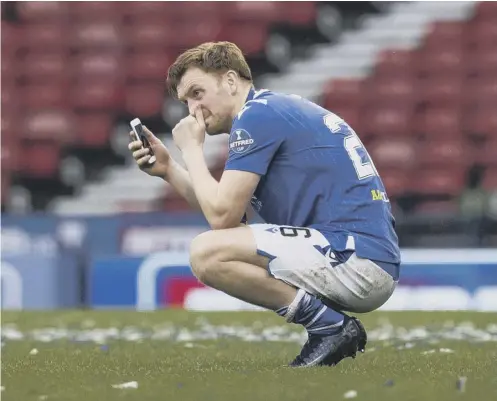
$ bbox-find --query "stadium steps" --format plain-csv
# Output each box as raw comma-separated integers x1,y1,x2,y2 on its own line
49,134,228,215
260,1,476,101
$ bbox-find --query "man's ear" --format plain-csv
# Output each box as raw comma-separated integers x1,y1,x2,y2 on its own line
225,70,239,94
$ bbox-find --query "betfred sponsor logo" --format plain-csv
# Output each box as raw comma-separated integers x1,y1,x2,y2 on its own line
229,129,254,154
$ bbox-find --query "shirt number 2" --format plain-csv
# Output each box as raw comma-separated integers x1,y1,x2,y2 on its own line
324,113,378,180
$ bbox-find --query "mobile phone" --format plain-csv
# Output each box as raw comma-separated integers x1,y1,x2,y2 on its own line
130,118,156,164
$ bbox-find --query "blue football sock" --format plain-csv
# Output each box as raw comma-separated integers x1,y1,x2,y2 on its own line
276,291,346,335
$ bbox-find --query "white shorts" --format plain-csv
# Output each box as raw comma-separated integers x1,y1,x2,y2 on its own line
250,223,398,313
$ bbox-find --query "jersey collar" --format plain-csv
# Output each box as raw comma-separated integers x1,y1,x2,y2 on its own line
244,87,256,104
232,87,256,124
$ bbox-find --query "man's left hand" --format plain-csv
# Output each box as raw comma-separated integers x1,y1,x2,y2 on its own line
172,106,206,152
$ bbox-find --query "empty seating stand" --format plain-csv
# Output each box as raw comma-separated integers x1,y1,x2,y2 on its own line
322,2,497,215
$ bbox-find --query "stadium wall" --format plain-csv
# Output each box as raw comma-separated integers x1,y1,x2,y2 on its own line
1,214,496,311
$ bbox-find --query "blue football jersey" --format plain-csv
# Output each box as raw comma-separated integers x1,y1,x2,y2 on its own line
224,88,401,265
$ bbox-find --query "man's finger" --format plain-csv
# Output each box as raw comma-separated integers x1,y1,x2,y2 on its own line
128,140,143,151
137,155,151,167
133,148,149,159
194,106,206,130
142,125,158,144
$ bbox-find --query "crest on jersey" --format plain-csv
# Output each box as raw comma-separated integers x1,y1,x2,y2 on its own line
229,129,255,154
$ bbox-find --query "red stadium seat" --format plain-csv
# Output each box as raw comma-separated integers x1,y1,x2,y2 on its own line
322,79,364,109
217,23,268,55
1,23,23,56
68,2,124,22
23,110,75,142
1,113,19,142
365,106,413,138
21,84,68,110
482,167,497,190
278,1,316,26
124,24,174,50
467,50,497,77
2,117,22,192
70,81,123,111
164,20,222,50
123,2,220,21
71,22,123,50
21,52,70,83
122,1,169,19
416,139,469,168
416,48,466,77
20,140,61,178
72,53,123,83
464,77,497,109
412,168,465,196
23,25,69,51
1,84,21,114
165,2,222,20
423,21,467,49
327,107,361,134
418,77,464,108
374,49,415,78
17,1,69,23
466,20,497,51
465,108,497,139
378,170,410,199
126,52,171,81
1,55,19,82
124,84,165,117
473,1,497,21
76,113,114,147
367,77,416,106
368,139,417,172
223,1,280,23
479,139,497,167
416,107,462,138
1,132,20,173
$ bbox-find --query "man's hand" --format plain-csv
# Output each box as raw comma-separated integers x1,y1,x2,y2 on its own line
172,106,206,153
128,126,171,179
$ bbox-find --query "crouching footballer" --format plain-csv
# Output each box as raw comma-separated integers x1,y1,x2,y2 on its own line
128,42,401,367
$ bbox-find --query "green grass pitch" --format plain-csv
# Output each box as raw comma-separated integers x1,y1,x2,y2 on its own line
1,310,496,401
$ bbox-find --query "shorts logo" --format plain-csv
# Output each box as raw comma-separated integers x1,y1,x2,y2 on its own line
229,129,254,154
251,196,263,212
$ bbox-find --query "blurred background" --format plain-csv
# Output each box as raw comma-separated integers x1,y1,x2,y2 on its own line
1,1,497,312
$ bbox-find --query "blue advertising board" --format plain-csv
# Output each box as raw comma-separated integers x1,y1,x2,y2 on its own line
3,213,497,311
1,212,210,257
88,249,497,311
1,253,82,309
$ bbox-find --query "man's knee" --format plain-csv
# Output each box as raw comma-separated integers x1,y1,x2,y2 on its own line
189,226,266,284
189,230,223,283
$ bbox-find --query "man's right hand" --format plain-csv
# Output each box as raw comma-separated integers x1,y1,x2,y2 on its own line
128,126,171,179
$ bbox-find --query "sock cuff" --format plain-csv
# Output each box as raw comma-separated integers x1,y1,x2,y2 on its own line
285,289,307,323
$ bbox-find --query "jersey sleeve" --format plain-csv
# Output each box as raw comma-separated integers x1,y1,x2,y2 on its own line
224,102,285,176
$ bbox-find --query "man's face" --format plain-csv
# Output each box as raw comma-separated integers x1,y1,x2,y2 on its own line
176,68,235,135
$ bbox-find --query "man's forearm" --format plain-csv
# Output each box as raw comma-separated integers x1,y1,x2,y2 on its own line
182,146,227,228
163,160,201,210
